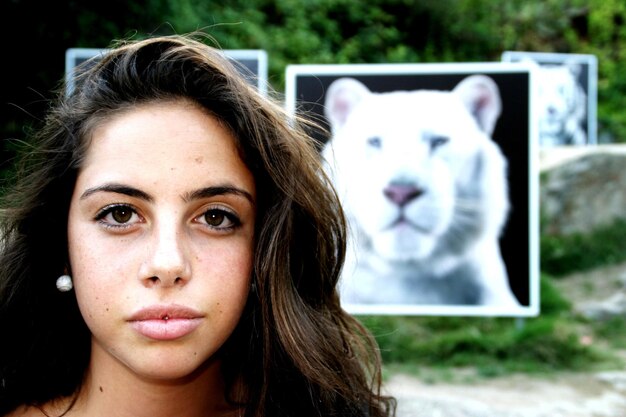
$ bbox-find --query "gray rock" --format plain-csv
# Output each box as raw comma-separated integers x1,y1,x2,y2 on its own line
540,145,626,236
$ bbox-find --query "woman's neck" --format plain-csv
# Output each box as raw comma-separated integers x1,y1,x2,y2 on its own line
45,344,239,417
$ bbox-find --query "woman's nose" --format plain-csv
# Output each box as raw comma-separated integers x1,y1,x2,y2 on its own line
140,220,191,288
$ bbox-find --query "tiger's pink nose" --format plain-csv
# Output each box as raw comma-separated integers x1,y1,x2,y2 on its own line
384,183,422,206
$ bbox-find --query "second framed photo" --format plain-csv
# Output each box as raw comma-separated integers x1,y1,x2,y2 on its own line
502,51,598,147
286,62,540,317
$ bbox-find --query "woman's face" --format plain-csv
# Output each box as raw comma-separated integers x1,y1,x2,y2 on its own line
67,100,256,381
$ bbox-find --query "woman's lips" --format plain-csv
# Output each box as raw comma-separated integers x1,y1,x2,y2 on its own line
128,305,204,341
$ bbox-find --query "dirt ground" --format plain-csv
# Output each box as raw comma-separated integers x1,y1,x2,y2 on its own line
382,261,626,417
384,370,626,417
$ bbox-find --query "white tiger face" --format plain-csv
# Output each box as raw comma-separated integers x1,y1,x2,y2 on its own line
323,76,509,264
535,64,586,137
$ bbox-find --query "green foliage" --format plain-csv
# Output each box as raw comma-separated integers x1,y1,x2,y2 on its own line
588,0,626,142
541,219,626,277
593,316,626,350
360,275,613,375
156,0,626,142
537,272,572,315
4,0,626,144
163,0,476,88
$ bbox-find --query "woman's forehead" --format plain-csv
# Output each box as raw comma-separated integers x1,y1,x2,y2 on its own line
76,100,255,199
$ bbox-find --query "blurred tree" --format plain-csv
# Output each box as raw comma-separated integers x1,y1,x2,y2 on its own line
588,0,626,142
1,0,624,174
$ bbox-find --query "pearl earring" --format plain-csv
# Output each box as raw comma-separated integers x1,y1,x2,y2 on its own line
56,274,73,292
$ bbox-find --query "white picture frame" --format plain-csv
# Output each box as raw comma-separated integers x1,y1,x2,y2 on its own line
502,51,598,147
286,62,540,317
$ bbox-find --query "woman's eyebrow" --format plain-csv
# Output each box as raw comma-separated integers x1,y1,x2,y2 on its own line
184,186,255,206
80,183,154,202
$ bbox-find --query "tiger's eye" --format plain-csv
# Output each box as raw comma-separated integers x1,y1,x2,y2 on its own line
430,135,449,149
205,211,225,227
367,136,382,148
112,207,132,223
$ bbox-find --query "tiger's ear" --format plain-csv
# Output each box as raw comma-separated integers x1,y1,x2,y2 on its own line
324,78,371,133
563,59,582,78
453,75,502,136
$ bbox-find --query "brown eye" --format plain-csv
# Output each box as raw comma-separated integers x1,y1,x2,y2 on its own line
204,211,226,227
95,204,140,228
112,207,133,223
196,208,241,231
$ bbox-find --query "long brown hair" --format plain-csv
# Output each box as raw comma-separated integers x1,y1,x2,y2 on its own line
0,33,396,417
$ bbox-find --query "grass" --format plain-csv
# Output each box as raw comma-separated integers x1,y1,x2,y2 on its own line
360,274,624,379
541,218,626,277
589,316,626,350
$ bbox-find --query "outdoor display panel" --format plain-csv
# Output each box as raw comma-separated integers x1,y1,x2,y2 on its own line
502,51,598,147
65,48,268,95
286,62,540,317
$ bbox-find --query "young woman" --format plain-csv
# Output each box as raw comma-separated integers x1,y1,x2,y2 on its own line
0,33,396,417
